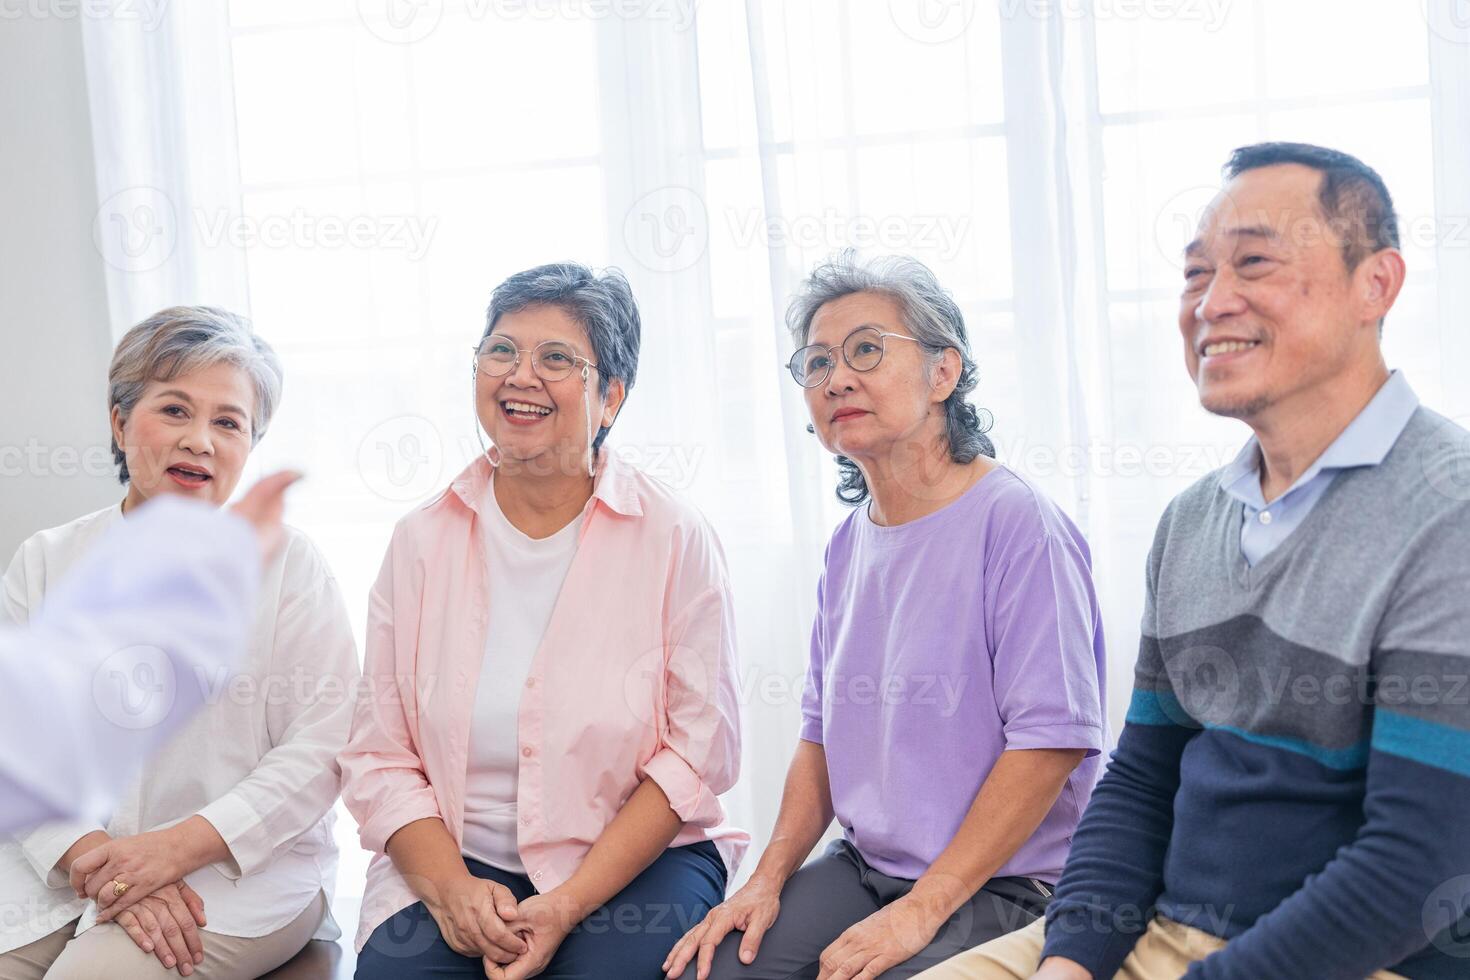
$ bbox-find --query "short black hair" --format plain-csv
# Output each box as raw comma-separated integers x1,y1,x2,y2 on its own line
1224,142,1399,271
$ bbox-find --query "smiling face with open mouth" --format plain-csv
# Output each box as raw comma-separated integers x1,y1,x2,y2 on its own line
1177,164,1393,423
474,304,624,477
113,362,256,510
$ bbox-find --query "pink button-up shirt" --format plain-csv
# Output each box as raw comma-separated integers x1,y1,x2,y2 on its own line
339,450,748,951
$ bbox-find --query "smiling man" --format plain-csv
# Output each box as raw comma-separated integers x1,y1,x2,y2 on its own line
915,144,1470,979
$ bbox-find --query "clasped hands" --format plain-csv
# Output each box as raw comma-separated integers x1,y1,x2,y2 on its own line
425,874,586,979
65,829,207,976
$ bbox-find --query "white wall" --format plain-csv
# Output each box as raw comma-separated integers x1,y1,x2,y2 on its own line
0,12,119,561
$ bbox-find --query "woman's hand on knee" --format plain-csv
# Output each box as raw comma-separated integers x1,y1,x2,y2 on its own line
663,873,782,979
113,881,206,976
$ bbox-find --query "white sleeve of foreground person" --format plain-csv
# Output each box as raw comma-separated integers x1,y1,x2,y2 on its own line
0,496,261,834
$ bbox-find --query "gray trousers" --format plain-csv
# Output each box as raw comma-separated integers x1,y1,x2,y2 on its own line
707,840,1050,980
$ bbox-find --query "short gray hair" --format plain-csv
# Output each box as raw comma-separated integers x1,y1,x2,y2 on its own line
108,306,283,484
786,250,995,505
483,262,642,452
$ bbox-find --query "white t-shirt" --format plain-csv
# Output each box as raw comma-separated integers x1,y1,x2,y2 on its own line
460,478,582,873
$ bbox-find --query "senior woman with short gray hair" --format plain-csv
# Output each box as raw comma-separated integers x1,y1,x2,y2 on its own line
341,262,748,979
0,306,359,979
664,252,1108,980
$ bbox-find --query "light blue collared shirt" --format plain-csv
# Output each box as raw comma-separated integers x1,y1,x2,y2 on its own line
1219,370,1420,567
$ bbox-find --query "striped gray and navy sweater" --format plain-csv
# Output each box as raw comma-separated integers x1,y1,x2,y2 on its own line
1042,406,1470,979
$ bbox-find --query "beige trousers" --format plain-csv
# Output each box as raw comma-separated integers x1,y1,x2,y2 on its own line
911,915,1408,980
0,891,326,980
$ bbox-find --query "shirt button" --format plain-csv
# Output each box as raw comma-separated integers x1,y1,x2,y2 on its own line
525,677,536,689
1259,511,1273,525
521,746,533,757
531,871,543,881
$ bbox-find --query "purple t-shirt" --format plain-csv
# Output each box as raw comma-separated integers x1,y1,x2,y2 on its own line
800,465,1107,883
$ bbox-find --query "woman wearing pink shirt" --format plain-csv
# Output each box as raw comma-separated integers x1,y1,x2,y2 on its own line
341,263,748,980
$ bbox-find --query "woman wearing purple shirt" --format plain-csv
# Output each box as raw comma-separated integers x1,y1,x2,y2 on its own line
665,252,1108,980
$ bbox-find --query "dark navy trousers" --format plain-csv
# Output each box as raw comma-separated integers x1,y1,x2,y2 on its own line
356,841,727,980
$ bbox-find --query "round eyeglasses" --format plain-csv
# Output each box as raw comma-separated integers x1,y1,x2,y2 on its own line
786,326,926,388
474,337,599,383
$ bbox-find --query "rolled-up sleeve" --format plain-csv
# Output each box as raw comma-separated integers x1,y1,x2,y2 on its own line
337,532,442,854
988,533,1106,755
194,535,360,879
638,524,742,826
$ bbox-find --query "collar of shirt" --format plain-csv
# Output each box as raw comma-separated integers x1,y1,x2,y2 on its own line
339,444,749,952
1219,369,1420,512
439,446,645,522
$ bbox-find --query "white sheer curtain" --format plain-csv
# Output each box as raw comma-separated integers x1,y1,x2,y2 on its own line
81,1,248,329
79,0,1470,911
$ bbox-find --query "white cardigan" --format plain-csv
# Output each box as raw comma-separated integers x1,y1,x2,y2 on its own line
0,503,360,951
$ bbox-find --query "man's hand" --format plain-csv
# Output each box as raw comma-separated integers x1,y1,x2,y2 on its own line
816,894,947,979
664,873,783,979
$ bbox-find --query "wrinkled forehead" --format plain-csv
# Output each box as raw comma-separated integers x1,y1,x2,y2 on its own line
140,362,256,417
488,302,591,352
1184,165,1330,260
807,291,907,347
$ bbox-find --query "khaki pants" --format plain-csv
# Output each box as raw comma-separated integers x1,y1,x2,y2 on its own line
0,891,326,980
912,915,1408,980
